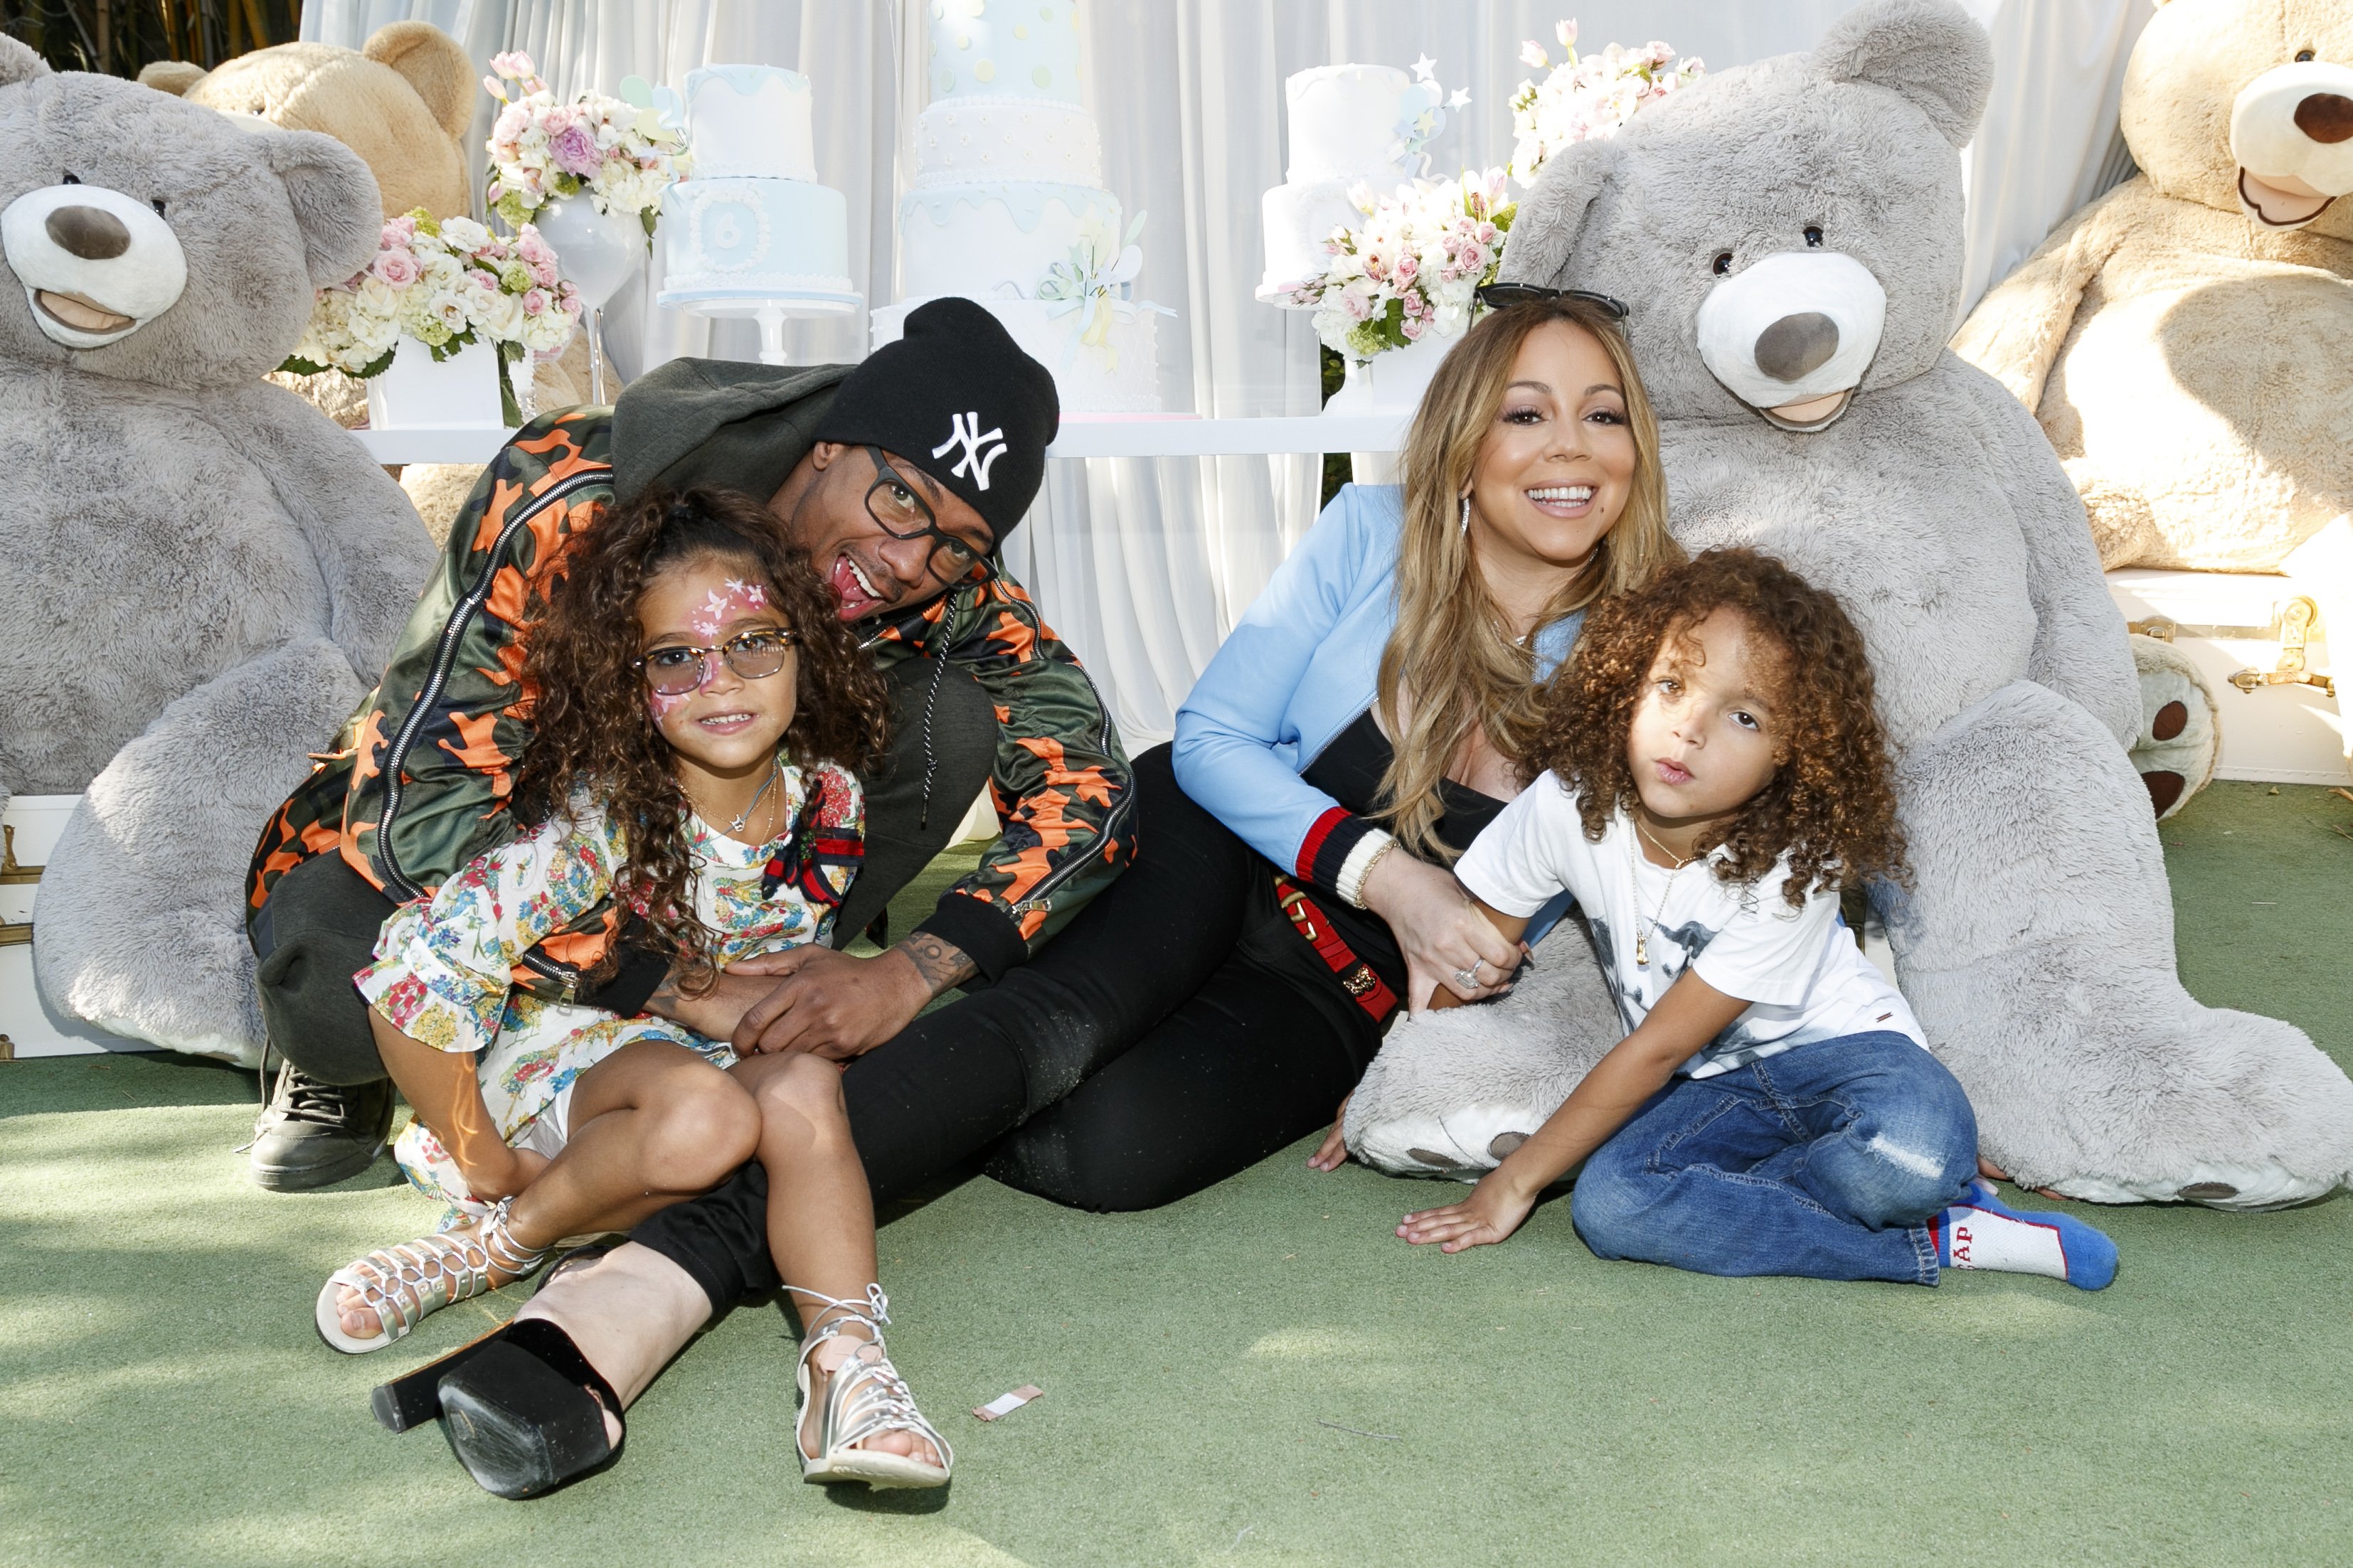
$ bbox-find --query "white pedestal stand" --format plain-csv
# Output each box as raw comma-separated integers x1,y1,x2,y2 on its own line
658,291,864,366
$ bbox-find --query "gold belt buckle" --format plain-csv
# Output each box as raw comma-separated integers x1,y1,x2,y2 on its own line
1277,884,1317,941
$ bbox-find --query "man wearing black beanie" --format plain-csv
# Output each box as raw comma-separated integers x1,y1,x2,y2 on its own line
245,297,1129,1195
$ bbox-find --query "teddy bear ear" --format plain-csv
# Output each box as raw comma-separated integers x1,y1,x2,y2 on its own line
363,21,474,143
1812,0,1994,149
259,129,386,287
0,33,51,87
137,60,210,96
1497,137,1620,294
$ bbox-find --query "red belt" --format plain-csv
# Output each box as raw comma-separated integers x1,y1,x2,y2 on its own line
1272,875,1399,1025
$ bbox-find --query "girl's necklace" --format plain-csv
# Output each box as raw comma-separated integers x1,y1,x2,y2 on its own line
708,756,782,839
1625,813,1695,966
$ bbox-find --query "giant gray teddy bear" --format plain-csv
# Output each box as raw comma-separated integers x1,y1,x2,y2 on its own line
0,41,436,1064
1345,0,2353,1210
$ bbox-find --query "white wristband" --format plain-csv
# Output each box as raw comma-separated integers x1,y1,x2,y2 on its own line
1336,829,1398,910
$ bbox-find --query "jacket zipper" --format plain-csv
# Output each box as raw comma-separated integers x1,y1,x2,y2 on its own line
1008,656,1134,915
375,468,611,919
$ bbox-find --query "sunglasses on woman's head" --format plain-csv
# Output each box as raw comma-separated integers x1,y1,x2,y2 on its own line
1474,282,1631,319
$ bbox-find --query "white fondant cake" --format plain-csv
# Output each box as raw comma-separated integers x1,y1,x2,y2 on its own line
1259,63,1445,302
658,65,856,306
882,0,1166,412
874,297,1161,413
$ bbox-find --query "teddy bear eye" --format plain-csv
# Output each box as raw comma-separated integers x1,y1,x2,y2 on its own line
2295,49,2316,62
1803,226,1825,247
61,172,80,184
150,198,167,217
1712,252,1734,275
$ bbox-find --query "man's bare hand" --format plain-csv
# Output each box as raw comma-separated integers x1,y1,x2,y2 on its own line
642,967,788,1040
729,939,969,1060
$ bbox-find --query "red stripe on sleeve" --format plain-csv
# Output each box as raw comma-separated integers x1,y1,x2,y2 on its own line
1295,806,1350,881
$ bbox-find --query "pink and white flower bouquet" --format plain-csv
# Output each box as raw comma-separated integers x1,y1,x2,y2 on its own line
1281,169,1514,363
282,208,584,419
482,51,684,236
1508,21,1703,186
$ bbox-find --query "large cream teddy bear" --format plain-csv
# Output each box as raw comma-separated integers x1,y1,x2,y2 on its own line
1954,0,2352,812
140,23,597,545
1953,0,2352,576
0,43,439,1062
1344,0,2353,1211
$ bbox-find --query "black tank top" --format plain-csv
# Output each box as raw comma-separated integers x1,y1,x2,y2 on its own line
1297,710,1507,990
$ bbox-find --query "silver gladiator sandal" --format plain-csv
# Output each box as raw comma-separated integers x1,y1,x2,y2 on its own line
787,1283,952,1490
314,1197,551,1355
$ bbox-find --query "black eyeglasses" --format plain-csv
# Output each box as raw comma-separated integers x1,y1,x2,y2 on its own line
864,447,994,586
633,628,797,695
1474,282,1630,319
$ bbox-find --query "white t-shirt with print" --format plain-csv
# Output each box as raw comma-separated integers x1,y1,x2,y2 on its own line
1455,770,1923,1079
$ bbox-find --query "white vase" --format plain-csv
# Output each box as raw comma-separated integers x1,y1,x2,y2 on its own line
365,336,504,430
532,197,645,313
1322,322,1465,419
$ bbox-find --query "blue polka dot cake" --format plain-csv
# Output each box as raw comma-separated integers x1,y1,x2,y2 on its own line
657,65,858,308
875,0,1167,412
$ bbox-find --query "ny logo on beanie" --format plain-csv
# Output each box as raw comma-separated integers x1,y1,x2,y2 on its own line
933,411,1009,491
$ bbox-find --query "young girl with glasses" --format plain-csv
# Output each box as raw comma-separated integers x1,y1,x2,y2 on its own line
313,488,954,1493
1396,549,2118,1292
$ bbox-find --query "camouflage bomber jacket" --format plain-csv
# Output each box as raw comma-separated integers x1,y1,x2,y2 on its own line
247,407,1133,995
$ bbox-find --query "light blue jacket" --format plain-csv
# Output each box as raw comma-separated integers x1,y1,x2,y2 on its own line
1173,484,1581,888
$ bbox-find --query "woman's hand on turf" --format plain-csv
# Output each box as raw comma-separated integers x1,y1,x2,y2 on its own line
1359,851,1522,1013
1308,1094,1352,1172
1397,1167,1537,1253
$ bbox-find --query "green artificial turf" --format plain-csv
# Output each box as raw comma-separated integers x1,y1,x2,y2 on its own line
5,784,2352,1566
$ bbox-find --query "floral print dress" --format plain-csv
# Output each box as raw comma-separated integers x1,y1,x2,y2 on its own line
354,758,862,1212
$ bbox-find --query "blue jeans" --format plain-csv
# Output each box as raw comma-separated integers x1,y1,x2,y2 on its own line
1570,1032,1977,1285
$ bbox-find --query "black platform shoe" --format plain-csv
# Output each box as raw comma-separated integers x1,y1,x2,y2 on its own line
437,1318,625,1498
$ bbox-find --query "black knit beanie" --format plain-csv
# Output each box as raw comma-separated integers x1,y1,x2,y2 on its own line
815,297,1060,543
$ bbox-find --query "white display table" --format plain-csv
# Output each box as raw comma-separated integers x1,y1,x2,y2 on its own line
351,412,1409,466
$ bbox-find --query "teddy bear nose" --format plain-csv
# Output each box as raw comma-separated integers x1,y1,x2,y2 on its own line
1753,311,1841,383
2295,92,2353,144
44,204,132,261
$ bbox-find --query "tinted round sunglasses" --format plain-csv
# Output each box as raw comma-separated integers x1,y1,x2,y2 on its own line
1473,282,1630,319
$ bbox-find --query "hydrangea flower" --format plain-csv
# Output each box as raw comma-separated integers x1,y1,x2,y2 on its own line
1284,168,1516,363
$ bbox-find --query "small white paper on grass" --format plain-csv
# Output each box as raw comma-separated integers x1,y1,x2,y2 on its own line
972,1385,1043,1422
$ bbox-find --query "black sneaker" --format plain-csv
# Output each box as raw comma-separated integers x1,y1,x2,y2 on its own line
249,1062,394,1191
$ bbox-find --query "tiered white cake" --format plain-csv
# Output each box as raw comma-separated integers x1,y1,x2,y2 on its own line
872,0,1164,413
657,65,858,307
1258,64,1448,302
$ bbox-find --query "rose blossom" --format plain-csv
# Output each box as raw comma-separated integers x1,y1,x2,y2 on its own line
372,248,420,287
549,123,600,177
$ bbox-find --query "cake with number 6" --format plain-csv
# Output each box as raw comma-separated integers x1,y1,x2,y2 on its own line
657,65,858,307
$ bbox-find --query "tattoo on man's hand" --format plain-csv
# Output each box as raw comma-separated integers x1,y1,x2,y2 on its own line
901,934,977,996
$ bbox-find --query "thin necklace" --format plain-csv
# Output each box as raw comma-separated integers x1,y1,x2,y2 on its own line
708,755,782,838
1634,813,1699,870
1625,813,1689,967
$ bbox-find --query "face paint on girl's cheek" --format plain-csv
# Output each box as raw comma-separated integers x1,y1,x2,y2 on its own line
647,685,695,724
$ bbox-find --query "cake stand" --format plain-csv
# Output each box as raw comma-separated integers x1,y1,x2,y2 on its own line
658,288,865,366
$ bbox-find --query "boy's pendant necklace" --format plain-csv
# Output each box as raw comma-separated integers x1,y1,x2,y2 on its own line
1627,814,1696,966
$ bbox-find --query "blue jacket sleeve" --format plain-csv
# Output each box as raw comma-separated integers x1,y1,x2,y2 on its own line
1174,486,1392,887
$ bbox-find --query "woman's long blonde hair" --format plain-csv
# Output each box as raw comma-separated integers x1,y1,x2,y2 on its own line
1376,297,1679,858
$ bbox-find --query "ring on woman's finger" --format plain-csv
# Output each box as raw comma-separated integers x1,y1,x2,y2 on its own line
1453,964,1480,990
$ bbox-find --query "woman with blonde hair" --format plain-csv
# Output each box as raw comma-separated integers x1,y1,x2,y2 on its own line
965,290,1682,1207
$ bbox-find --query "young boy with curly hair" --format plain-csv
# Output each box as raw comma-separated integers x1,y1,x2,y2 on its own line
1396,549,2118,1290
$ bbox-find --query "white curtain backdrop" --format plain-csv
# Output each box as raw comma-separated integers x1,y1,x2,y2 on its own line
303,0,2147,745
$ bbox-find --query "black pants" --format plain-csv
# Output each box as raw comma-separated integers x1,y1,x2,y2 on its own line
249,656,999,1085
634,743,1384,1313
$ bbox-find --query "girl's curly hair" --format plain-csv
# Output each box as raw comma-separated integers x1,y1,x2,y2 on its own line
509,486,891,987
1527,548,1908,908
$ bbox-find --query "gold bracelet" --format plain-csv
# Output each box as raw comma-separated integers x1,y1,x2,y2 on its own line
1345,834,1398,910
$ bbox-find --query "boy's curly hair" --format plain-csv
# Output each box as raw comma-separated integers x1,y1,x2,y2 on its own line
1526,548,1908,908
509,487,891,986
